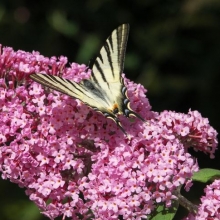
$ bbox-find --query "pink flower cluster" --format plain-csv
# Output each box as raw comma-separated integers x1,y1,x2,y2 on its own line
184,179,220,220
0,45,218,219
197,179,220,219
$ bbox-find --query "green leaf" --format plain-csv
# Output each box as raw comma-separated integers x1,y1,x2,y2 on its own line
148,202,178,220
192,168,220,183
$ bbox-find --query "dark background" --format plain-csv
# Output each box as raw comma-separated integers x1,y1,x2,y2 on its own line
0,0,219,219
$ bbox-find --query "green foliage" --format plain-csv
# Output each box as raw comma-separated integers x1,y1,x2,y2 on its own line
193,168,220,183
149,203,178,220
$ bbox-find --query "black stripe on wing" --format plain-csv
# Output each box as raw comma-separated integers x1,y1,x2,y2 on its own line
30,74,84,98
89,24,129,85
103,40,114,77
116,24,129,78
30,74,110,107
81,79,109,104
92,60,107,84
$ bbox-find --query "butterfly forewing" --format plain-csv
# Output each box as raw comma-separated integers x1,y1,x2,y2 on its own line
89,24,129,117
30,74,114,112
91,24,129,84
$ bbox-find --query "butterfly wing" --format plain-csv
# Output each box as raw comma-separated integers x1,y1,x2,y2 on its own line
89,23,145,121
89,24,128,115
30,74,114,114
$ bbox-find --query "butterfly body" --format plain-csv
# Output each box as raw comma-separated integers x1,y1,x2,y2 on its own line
30,24,145,134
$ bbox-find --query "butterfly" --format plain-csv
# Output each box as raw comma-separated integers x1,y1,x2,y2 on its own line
30,24,145,134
